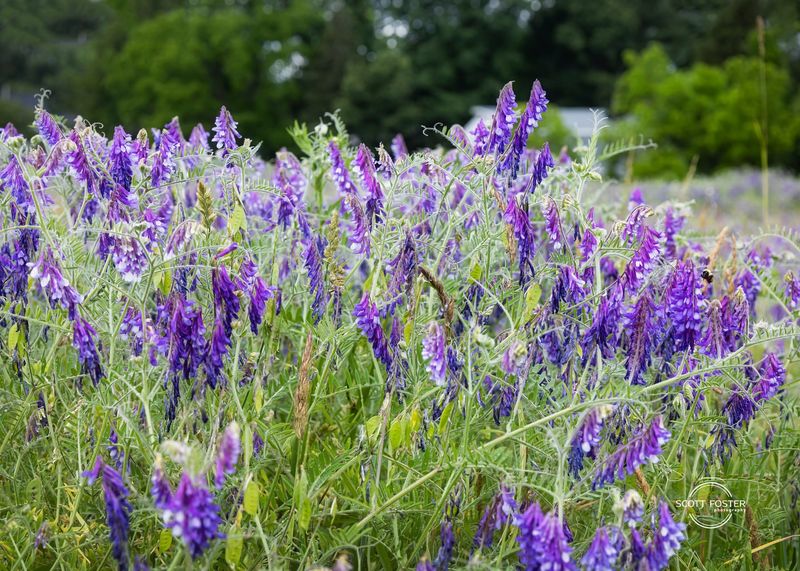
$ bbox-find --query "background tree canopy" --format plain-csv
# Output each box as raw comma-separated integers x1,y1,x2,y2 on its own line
1,0,798,176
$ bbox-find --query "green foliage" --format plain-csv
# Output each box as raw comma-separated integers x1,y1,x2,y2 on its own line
611,43,800,178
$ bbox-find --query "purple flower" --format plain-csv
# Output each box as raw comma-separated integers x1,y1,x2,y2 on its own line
434,520,455,571
754,352,785,401
471,119,490,157
502,340,527,377
506,80,548,178
542,199,564,252
514,504,576,571
623,291,662,385
483,376,518,424
488,82,518,158
110,126,133,191
620,489,644,527
165,296,206,423
646,502,686,571
504,196,536,285
274,150,307,229
151,456,172,510
700,299,727,359
29,250,83,319
215,422,241,488
422,323,447,386
722,289,749,351
391,133,408,160
212,106,240,153
150,129,176,187
666,260,703,352
568,405,613,477
304,236,328,323
663,208,684,259
593,416,670,489
735,248,770,311
581,526,619,571
416,558,434,571
620,227,661,294
530,143,554,191
353,294,392,370
345,194,371,256
35,109,62,146
581,289,622,360
206,318,231,389
83,456,131,570
550,265,586,312
66,131,97,194
73,317,103,386
159,473,224,559
239,261,276,334
189,123,210,153
111,236,148,283
353,144,385,225
1,155,33,213
328,141,358,198
212,265,240,334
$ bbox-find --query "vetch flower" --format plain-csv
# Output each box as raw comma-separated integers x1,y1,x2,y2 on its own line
700,299,727,359
580,526,619,571
754,352,785,401
514,503,575,571
83,456,131,570
212,106,240,153
328,141,358,198
159,472,224,559
593,416,670,489
542,199,564,252
568,404,613,477
110,126,133,191
422,323,447,386
623,291,662,385
530,143,554,191
506,80,548,179
471,119,490,157
29,249,83,319
620,227,661,295
304,236,329,323
73,317,103,386
646,501,686,571
353,144,385,225
581,288,622,360
504,196,536,285
353,294,392,370
214,422,240,488
619,489,644,527
434,520,455,571
151,456,172,510
391,133,408,160
488,82,518,158
666,260,703,352
1,155,33,213
35,109,62,146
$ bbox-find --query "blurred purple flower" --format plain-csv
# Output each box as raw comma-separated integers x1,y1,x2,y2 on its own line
581,526,619,571
159,473,224,559
73,316,103,386
215,422,240,488
422,322,447,386
35,109,62,146
354,294,392,370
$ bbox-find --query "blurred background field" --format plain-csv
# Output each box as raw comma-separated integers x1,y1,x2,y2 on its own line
1,0,799,221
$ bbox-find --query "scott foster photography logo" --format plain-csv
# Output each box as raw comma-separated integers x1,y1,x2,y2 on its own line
674,478,747,530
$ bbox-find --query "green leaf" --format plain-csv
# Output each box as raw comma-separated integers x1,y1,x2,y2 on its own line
365,415,381,444
244,480,260,516
159,528,173,553
469,262,482,282
297,497,312,531
7,323,18,350
225,533,243,567
438,402,454,435
522,283,542,324
389,416,404,450
229,204,247,236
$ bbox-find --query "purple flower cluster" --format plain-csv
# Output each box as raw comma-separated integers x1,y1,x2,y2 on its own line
214,422,241,488
354,294,392,370
514,503,576,571
593,416,670,489
83,456,131,570
422,323,447,386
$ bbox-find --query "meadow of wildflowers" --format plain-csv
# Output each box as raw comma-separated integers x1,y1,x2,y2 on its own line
1,81,799,570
